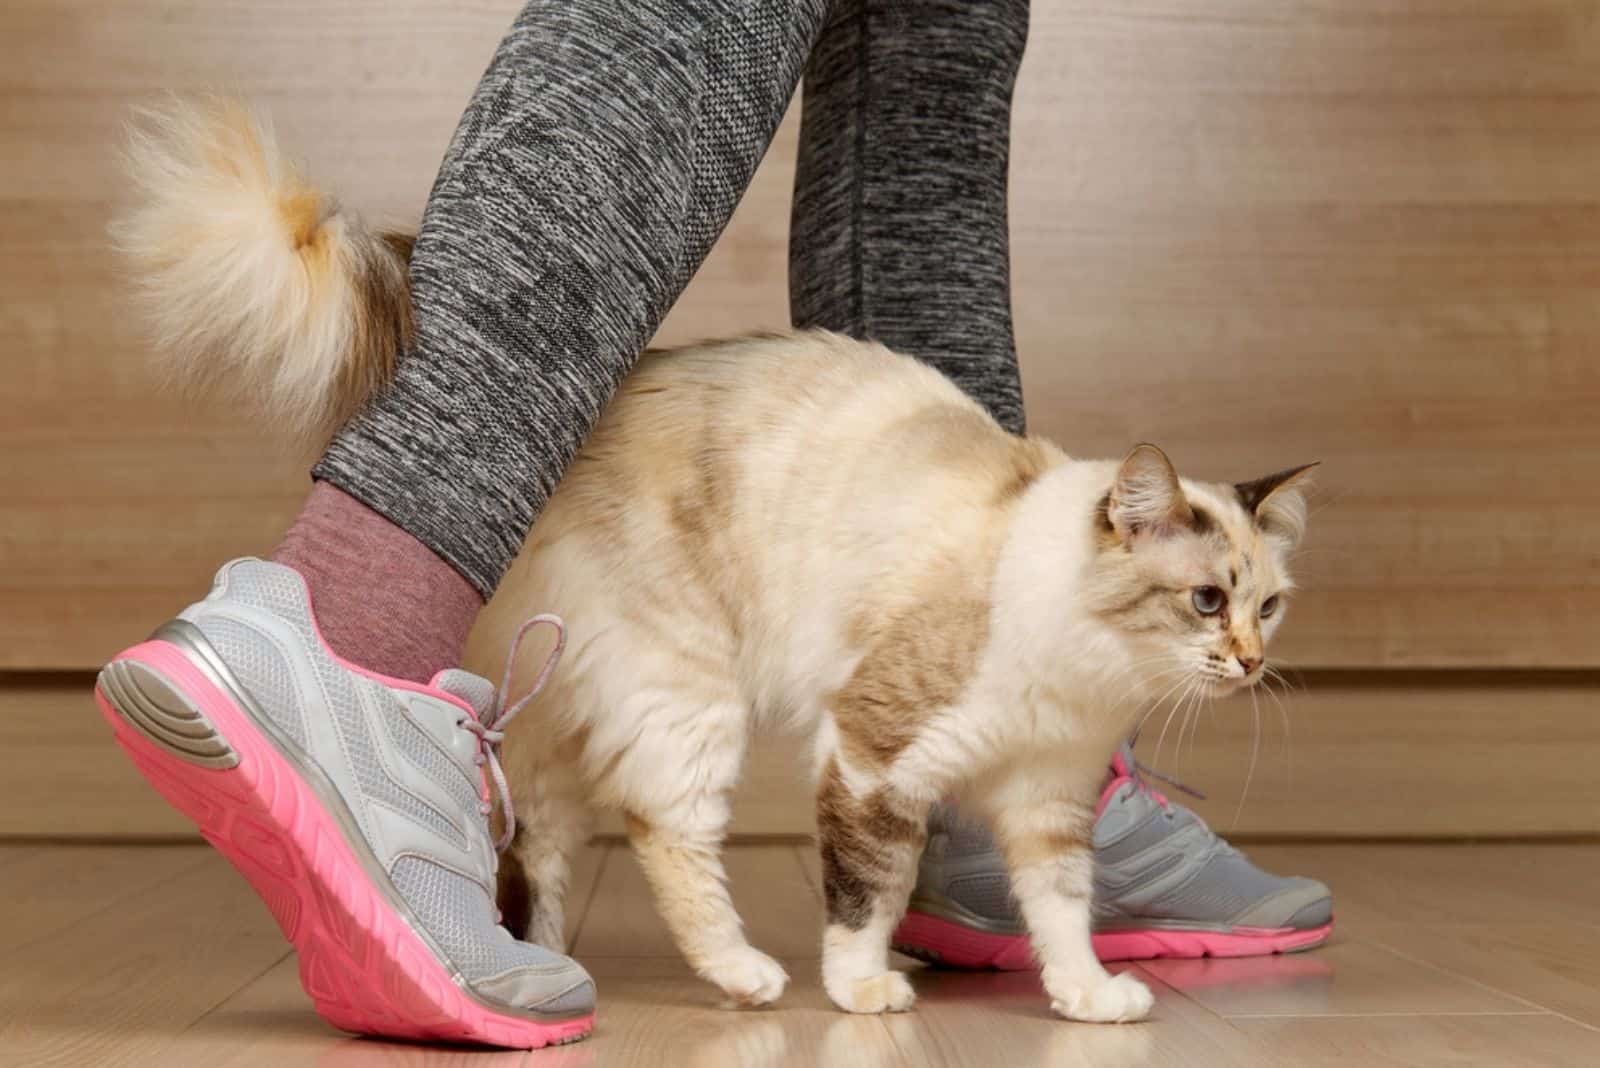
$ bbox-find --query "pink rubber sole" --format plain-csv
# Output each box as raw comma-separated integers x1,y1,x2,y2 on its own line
893,910,1333,970
96,640,594,1049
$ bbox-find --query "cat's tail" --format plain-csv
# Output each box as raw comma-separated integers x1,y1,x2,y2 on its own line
114,96,414,446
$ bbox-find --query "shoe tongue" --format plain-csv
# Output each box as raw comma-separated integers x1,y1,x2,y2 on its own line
429,669,498,722
1109,740,1137,781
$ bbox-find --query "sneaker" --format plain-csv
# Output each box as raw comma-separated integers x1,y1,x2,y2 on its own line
95,559,595,1047
892,745,1333,967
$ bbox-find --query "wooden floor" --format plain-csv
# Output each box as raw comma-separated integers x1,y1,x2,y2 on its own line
3,842,1599,1066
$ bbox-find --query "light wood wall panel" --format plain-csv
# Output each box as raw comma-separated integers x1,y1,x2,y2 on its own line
4,1,1600,668
8,673,1599,840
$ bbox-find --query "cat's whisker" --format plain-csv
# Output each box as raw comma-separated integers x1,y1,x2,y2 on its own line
1090,653,1181,697
1110,655,1191,684
1124,664,1194,713
1180,677,1213,770
1132,670,1199,742
1234,686,1262,827
1151,677,1200,771
1174,683,1197,771
1112,664,1193,716
1081,652,1184,716
1262,663,1299,695
1258,671,1295,775
1128,686,1182,742
1144,683,1186,767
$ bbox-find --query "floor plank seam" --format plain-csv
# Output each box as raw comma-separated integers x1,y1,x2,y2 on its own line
788,844,821,903
1131,962,1238,1022
0,849,215,963
566,844,617,955
1362,935,1559,1017
167,948,296,1042
1531,1011,1600,1036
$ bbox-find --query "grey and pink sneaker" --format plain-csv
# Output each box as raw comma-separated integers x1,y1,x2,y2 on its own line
94,559,594,1048
893,745,1333,968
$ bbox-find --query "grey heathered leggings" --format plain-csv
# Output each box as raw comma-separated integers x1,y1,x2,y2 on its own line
315,0,1030,598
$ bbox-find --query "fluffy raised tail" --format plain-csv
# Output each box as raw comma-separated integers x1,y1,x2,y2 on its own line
115,97,414,445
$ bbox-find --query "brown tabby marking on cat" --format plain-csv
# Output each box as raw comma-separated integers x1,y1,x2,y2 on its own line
828,415,1051,768
1000,821,1095,874
816,760,927,931
1189,504,1220,535
834,588,991,767
1236,463,1320,543
993,438,1054,504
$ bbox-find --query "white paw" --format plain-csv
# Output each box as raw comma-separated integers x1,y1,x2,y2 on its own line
1049,971,1154,1024
827,970,917,1014
705,945,790,1008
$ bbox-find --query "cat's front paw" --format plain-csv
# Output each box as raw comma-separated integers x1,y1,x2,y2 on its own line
825,970,916,1014
1048,971,1153,1023
704,945,790,1008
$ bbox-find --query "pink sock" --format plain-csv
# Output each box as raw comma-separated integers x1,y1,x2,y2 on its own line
272,482,482,683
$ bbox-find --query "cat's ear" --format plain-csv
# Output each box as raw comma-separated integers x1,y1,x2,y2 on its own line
1235,463,1319,546
1109,443,1194,541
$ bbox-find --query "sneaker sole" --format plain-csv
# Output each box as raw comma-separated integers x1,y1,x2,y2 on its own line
893,910,1333,969
96,638,594,1049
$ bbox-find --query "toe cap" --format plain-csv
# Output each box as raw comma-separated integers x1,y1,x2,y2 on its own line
1232,877,1332,930
473,964,596,1019
1281,894,1334,931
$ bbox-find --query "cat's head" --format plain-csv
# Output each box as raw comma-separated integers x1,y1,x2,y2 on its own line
1085,444,1317,698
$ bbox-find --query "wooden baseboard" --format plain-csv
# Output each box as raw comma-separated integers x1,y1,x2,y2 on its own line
8,670,1598,840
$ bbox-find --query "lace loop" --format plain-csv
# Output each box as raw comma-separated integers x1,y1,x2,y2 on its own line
1132,759,1207,804
459,614,566,852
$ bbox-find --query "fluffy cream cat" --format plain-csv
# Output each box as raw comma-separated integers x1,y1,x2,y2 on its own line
120,99,1315,1024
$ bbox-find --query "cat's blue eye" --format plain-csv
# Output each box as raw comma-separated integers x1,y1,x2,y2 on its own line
1192,586,1225,616
1260,594,1280,619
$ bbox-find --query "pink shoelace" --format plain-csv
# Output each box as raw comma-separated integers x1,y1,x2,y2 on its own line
458,614,566,852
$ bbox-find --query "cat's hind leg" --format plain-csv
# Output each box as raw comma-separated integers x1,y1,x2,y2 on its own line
815,756,931,1014
619,697,788,1008
499,741,594,953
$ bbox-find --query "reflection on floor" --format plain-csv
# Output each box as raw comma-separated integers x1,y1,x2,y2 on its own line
3,841,1599,1065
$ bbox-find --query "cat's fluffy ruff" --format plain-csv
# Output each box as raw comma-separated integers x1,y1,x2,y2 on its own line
122,98,1316,1024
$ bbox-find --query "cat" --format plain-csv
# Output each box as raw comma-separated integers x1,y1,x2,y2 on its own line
118,98,1315,1024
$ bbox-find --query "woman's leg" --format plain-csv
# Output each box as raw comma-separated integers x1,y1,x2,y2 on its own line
790,0,1028,435
788,0,1332,969
103,0,830,1047
293,0,831,681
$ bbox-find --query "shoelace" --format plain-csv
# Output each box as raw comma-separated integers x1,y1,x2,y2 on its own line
1129,758,1207,808
1126,757,1244,856
459,613,566,853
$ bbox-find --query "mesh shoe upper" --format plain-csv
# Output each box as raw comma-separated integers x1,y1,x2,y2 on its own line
179,558,592,1013
912,746,1331,935
1092,754,1332,931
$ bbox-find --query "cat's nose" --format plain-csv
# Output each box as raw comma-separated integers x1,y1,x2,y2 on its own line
1236,655,1262,676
